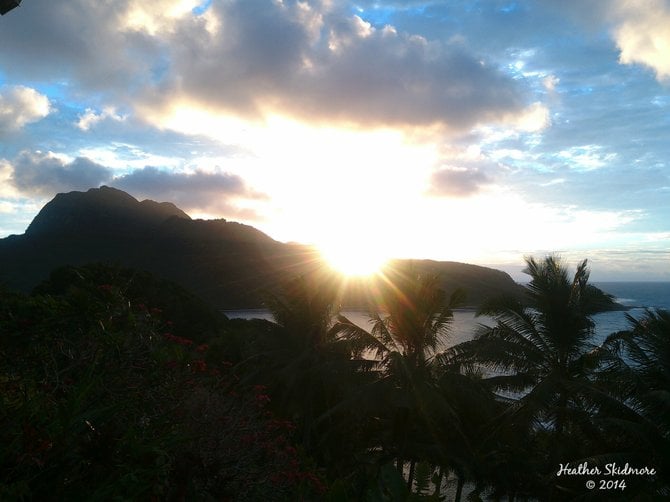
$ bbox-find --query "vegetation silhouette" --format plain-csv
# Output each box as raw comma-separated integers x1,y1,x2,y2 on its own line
595,309,670,498
0,264,325,500
334,264,472,496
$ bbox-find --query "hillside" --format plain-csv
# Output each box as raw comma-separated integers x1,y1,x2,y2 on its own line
0,186,526,308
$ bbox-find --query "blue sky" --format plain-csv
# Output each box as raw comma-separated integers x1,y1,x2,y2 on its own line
0,0,668,281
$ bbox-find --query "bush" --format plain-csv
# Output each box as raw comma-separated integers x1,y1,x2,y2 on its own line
0,273,323,500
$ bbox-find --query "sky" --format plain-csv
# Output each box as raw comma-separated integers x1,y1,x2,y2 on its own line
0,0,669,281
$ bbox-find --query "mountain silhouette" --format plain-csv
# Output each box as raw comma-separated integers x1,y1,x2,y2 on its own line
0,187,525,308
25,186,191,237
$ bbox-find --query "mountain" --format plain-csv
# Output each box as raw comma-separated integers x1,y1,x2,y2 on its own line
25,185,191,237
0,187,526,309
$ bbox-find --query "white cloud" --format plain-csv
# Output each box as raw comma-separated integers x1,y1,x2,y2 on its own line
76,144,182,172
512,102,551,132
76,107,127,131
610,0,670,81
557,145,617,171
0,160,20,198
0,86,50,134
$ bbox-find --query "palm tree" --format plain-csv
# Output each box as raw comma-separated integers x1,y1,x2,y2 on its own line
249,272,376,473
336,264,465,374
445,255,614,496
333,264,468,493
597,309,670,496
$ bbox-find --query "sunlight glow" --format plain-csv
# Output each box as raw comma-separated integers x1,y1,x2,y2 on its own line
319,240,389,277
140,104,646,274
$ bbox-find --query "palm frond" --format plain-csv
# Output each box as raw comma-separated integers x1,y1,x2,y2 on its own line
331,314,390,360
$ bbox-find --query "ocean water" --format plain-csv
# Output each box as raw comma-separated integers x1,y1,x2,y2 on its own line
225,282,670,348
592,282,670,343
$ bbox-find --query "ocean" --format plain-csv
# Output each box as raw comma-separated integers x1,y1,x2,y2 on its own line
592,282,670,343
225,282,670,348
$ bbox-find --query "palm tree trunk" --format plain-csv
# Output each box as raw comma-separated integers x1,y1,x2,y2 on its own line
552,390,569,466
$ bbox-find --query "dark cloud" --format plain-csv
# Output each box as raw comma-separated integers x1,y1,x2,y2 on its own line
0,0,529,131
113,166,267,215
7,151,265,218
156,0,528,129
429,166,491,196
0,0,162,99
10,151,112,196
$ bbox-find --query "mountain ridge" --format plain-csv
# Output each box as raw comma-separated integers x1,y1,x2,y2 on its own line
0,186,527,308
25,185,191,236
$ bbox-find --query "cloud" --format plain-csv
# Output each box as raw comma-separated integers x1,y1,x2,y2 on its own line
10,151,112,196
0,86,50,135
113,166,267,215
553,0,670,82
609,0,670,81
0,160,18,197
77,106,127,131
428,166,491,197
0,1,535,132
557,145,617,172
6,149,266,217
0,1,140,92
152,1,529,130
512,102,550,132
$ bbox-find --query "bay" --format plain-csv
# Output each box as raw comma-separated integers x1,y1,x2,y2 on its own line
224,282,670,348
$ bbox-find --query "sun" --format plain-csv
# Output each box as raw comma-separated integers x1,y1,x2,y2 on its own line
319,242,389,277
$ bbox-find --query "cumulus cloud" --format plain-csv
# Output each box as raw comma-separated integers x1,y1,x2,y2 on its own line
113,166,267,214
610,0,670,81
148,1,529,130
0,86,50,135
10,151,112,196
540,0,670,82
0,0,531,132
